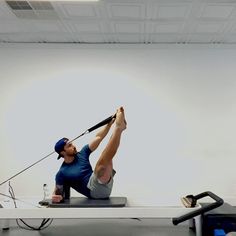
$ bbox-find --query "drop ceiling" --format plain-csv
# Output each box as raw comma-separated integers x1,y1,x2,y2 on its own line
1,0,236,44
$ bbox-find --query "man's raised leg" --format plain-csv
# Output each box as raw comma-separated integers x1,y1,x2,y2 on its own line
94,107,126,183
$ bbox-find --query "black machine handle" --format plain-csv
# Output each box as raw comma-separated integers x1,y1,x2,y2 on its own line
172,191,224,225
87,114,116,133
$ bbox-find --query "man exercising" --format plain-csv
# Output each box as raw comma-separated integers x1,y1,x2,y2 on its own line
52,107,127,202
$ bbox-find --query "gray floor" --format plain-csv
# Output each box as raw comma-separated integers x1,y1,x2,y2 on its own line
1,219,195,236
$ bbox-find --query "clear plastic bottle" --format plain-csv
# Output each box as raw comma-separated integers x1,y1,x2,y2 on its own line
43,184,49,200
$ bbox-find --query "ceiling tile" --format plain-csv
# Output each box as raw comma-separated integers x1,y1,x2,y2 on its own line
62,4,97,18
200,4,235,19
0,33,10,42
70,22,101,33
4,33,42,42
195,22,224,33
117,34,143,43
157,5,190,19
79,34,105,43
222,34,236,43
28,21,66,33
154,23,183,33
108,4,144,19
187,34,214,43
114,22,142,33
151,34,178,43
40,33,74,42
230,24,236,33
0,21,28,33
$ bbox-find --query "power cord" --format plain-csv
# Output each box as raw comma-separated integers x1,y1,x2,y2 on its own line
8,182,53,230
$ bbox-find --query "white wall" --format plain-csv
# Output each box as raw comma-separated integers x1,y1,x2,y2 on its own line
1,43,236,206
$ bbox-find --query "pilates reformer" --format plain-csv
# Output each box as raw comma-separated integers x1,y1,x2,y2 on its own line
0,112,224,234
0,190,223,236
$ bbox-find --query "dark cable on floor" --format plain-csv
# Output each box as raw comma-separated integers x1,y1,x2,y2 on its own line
8,182,53,230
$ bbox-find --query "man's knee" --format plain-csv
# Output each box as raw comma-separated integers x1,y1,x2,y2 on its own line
95,165,106,179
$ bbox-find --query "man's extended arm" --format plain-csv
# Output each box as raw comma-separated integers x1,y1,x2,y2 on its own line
89,118,115,152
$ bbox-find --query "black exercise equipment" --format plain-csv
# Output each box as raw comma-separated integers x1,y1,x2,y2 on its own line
172,191,224,225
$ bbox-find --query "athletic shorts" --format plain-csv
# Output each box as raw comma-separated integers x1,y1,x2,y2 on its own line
87,169,116,199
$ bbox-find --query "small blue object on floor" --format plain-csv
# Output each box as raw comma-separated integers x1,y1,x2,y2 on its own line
214,229,226,236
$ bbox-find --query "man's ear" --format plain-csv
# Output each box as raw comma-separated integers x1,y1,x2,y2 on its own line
61,150,66,157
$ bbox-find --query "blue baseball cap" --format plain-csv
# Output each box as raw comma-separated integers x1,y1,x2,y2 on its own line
54,137,69,160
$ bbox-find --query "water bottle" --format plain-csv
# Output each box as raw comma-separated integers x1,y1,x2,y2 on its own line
43,184,49,200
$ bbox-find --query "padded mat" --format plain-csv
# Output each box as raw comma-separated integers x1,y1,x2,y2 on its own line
39,197,127,208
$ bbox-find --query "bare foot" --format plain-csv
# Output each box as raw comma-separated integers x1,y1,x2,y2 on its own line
115,106,127,131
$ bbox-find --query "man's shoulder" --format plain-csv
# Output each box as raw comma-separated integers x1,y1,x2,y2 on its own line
56,169,63,178
57,161,68,172
79,144,92,154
